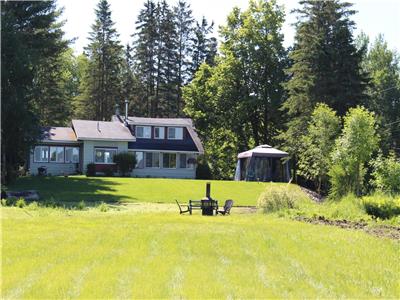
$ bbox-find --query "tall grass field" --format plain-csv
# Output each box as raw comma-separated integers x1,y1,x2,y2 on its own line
2,206,399,299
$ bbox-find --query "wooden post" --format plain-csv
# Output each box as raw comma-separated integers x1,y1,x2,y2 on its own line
206,182,211,199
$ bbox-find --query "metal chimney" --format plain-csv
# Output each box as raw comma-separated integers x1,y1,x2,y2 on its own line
124,99,129,126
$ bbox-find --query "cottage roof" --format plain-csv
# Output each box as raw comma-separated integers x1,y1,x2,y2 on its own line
113,115,193,127
112,115,204,154
238,145,288,158
72,120,135,141
41,127,78,143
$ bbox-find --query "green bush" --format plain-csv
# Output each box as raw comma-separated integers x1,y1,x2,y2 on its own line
258,184,307,213
1,198,7,206
196,155,212,179
362,194,400,219
103,166,114,177
98,202,109,212
28,201,39,210
77,200,86,210
113,152,136,176
371,152,400,195
15,197,26,208
86,163,96,177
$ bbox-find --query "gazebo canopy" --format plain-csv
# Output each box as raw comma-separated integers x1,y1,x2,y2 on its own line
237,145,288,159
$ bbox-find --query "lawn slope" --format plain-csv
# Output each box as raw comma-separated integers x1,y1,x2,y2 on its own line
2,207,399,299
8,176,271,206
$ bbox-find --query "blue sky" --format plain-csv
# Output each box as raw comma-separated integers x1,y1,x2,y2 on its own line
58,0,400,55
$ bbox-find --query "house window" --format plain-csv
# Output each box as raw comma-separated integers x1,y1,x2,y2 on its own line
94,148,117,164
34,146,49,163
136,126,151,138
167,127,183,140
65,147,79,163
49,146,64,163
145,152,160,168
134,151,144,169
163,153,176,168
154,127,165,139
179,153,195,169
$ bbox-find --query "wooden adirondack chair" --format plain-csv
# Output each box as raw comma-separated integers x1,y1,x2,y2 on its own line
175,200,190,214
217,199,233,215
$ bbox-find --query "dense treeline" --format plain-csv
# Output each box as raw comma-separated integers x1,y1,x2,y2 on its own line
1,0,399,191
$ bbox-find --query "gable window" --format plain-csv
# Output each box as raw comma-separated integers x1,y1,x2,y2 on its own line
49,146,64,163
167,127,183,140
163,153,176,168
94,148,117,164
34,146,49,163
136,126,151,138
145,152,160,168
154,127,165,139
65,147,79,163
179,153,195,169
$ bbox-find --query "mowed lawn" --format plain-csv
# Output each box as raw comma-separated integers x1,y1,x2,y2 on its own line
2,207,399,299
8,176,270,206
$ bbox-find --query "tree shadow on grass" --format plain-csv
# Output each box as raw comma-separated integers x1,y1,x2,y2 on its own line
7,176,136,205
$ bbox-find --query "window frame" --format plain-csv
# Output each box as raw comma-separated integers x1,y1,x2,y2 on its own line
179,153,195,169
167,127,183,140
136,126,151,139
49,146,65,163
145,152,160,168
154,126,165,139
33,146,49,163
65,147,80,163
94,148,117,164
131,151,144,169
163,153,177,169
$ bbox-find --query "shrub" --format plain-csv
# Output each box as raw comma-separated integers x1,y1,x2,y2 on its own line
28,201,39,210
98,202,109,212
103,165,114,177
258,184,307,213
77,200,86,210
86,163,96,177
4,197,17,206
196,155,212,179
371,152,400,195
15,197,26,208
44,197,57,208
1,198,6,206
362,194,400,219
113,152,136,176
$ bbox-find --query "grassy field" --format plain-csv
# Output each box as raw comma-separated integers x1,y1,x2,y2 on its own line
2,206,399,299
7,176,270,206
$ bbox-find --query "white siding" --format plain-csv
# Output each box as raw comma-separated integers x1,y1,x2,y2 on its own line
131,151,197,179
29,151,79,175
82,140,128,172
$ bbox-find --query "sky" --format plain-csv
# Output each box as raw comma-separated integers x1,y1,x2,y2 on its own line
58,0,400,55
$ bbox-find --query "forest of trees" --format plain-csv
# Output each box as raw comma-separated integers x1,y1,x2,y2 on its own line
2,0,400,193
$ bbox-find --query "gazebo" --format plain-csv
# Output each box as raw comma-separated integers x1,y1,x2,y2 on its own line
234,145,290,182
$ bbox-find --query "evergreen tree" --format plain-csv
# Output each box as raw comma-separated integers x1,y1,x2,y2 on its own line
190,17,218,76
174,0,194,115
121,43,146,116
134,0,159,117
78,0,123,121
1,1,68,183
32,48,78,126
281,0,368,181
